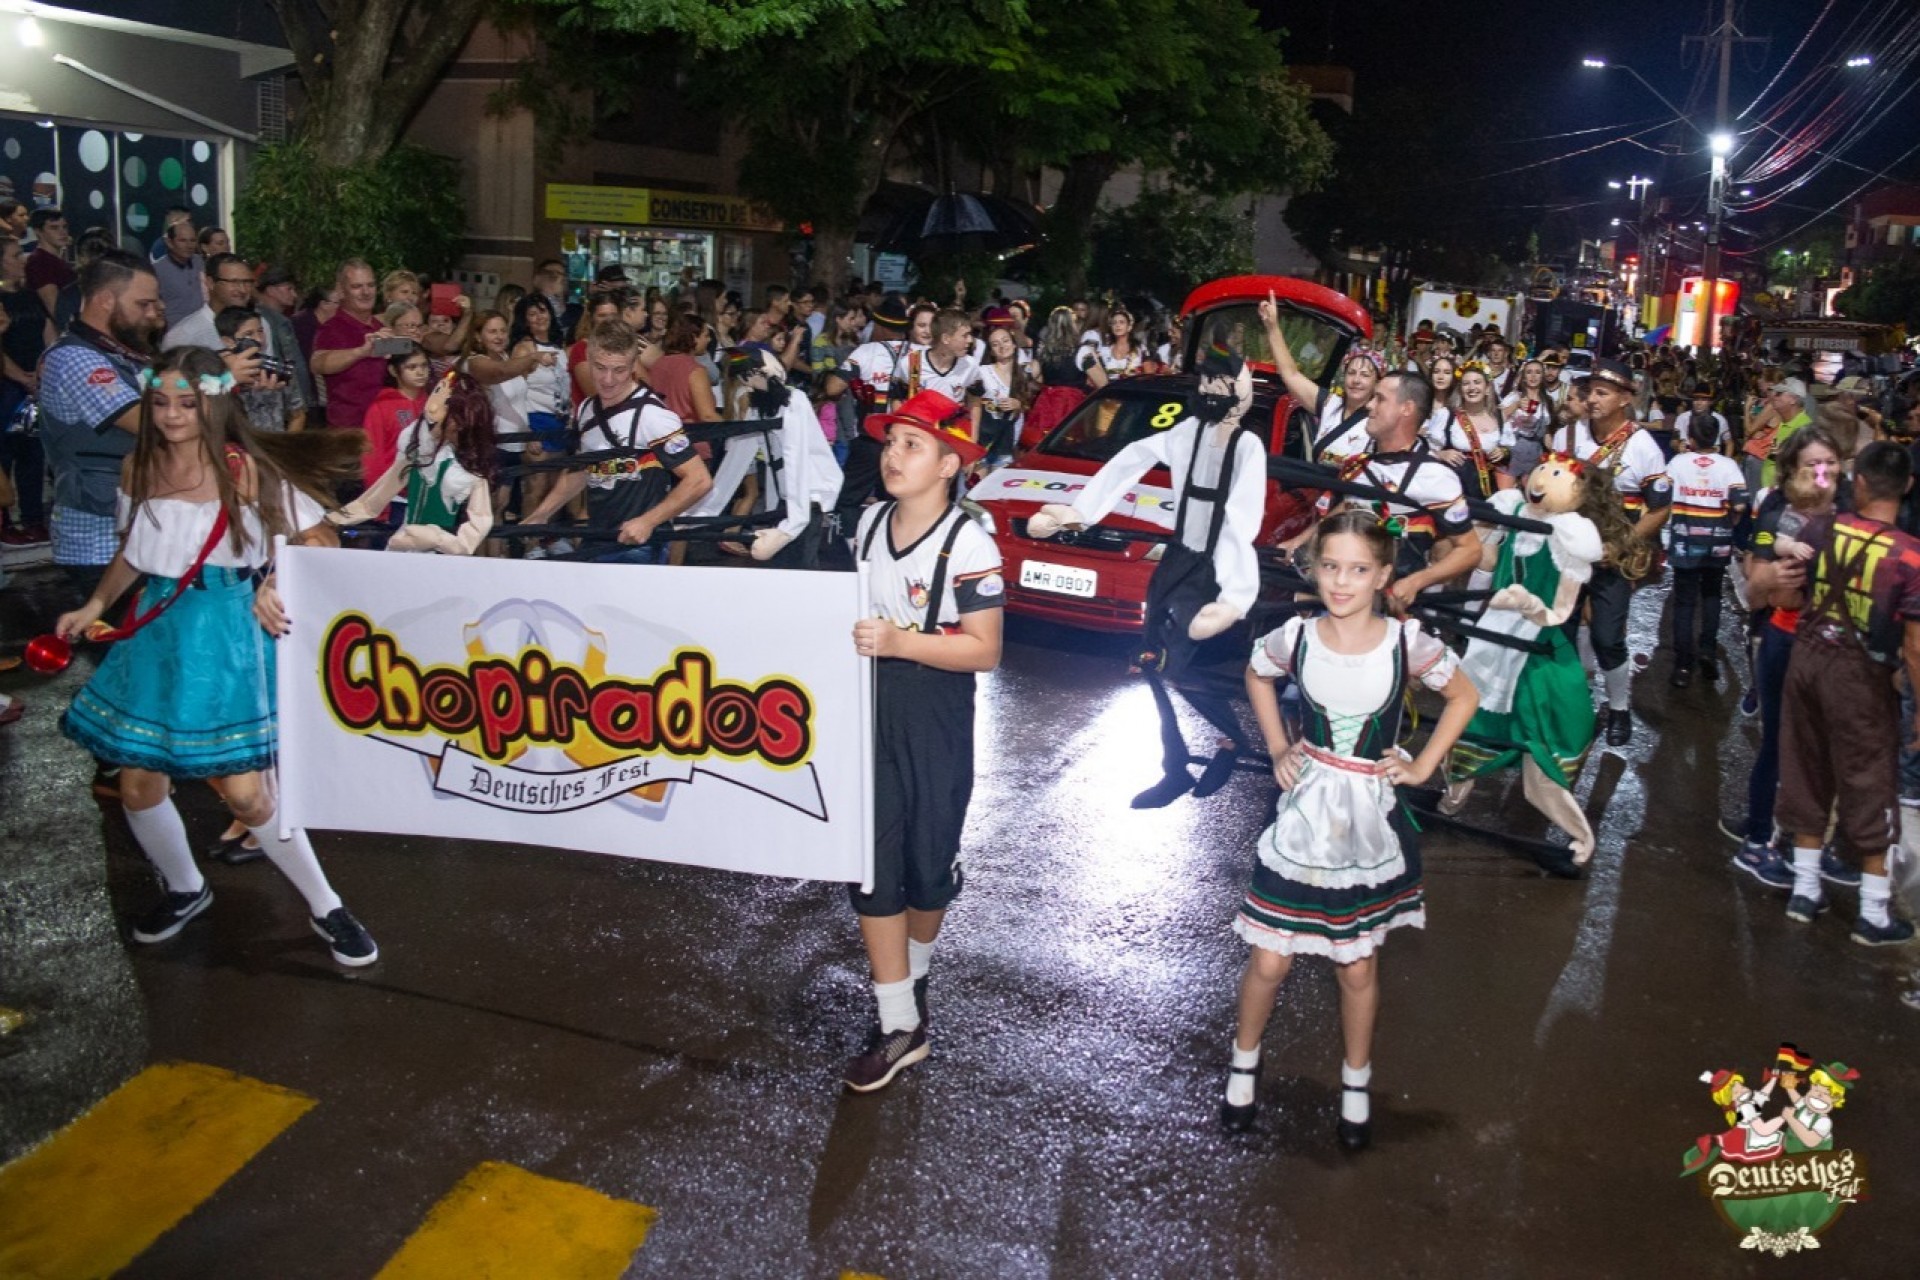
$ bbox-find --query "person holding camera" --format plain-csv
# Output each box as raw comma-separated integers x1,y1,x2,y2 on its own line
216,307,305,434
311,258,405,427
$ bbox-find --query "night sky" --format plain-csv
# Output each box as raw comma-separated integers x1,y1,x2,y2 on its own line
1266,0,1920,258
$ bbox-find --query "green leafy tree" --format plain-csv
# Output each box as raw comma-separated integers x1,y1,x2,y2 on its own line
1836,254,1920,331
997,0,1330,296
234,142,467,286
1089,189,1254,303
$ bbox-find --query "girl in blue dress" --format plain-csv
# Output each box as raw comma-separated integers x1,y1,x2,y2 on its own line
1222,510,1479,1148
56,347,378,965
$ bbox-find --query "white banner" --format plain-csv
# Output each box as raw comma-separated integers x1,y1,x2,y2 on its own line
276,546,873,888
970,467,1178,531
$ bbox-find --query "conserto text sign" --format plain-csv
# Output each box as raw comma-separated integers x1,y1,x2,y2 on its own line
545,183,781,232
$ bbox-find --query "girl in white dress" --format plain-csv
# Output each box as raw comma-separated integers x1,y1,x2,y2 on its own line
1222,510,1479,1148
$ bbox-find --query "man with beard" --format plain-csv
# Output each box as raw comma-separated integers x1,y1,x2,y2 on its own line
686,344,844,568
40,251,266,596
38,252,167,598
1027,341,1271,806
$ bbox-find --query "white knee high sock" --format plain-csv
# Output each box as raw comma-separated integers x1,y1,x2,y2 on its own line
1577,629,1598,675
245,815,343,918
1341,1060,1372,1124
125,798,204,895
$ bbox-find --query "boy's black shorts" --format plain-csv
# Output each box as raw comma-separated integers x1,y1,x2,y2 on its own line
852,659,977,917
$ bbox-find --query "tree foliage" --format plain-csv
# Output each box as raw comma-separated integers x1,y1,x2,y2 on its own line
1835,254,1920,331
234,142,467,288
1089,189,1255,305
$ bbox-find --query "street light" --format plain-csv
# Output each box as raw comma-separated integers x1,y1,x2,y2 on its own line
1709,131,1735,157
1846,55,1872,68
1580,57,1696,131
1608,180,1623,190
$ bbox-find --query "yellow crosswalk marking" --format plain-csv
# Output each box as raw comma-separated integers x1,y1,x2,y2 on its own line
374,1161,656,1280
0,1061,314,1279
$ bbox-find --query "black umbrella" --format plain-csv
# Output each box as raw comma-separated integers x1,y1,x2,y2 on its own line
869,191,1042,256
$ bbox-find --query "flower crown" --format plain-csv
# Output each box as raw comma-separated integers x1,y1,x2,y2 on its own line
138,369,234,397
1344,345,1386,376
1458,359,1492,381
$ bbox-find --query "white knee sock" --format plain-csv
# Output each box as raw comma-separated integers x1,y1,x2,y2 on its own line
1601,663,1631,712
1341,1060,1372,1124
1860,872,1892,927
245,815,343,918
125,798,204,895
1791,846,1824,903
1577,629,1598,675
1226,1041,1260,1107
908,937,935,982
872,977,918,1034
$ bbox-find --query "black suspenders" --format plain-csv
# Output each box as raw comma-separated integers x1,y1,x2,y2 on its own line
1177,423,1257,557
860,502,971,633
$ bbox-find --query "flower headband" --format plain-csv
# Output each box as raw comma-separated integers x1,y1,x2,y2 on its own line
1344,345,1386,376
1457,359,1492,381
139,369,234,397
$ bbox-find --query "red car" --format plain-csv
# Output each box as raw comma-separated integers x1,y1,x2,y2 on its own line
969,275,1373,633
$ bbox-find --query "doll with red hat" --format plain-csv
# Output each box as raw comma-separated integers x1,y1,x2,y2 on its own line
841,389,1004,1092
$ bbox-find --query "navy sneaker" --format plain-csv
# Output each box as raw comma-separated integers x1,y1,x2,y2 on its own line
843,1024,929,1092
1785,894,1827,924
1739,686,1760,717
131,884,213,943
1850,915,1915,947
1819,850,1862,888
1732,842,1793,890
311,907,379,966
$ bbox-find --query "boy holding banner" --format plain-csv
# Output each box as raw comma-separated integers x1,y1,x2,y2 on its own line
845,389,1004,1092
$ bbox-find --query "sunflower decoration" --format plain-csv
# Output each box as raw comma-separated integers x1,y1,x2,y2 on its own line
1455,290,1480,319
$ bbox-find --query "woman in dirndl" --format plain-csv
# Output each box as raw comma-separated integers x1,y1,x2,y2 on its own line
1221,510,1479,1149
56,346,379,966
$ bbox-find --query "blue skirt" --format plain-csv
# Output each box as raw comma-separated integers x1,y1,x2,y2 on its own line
62,567,278,778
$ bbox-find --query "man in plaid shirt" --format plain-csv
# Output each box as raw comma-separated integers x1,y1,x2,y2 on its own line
39,251,163,596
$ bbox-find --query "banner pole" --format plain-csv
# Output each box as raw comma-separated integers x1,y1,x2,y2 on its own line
856,559,875,896
272,536,292,842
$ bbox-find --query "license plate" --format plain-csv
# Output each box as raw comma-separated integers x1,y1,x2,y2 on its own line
1020,559,1098,599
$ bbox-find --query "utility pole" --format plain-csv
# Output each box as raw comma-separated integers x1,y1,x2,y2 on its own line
1686,0,1765,357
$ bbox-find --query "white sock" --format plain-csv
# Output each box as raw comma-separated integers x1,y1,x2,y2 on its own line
1860,872,1892,928
1576,629,1598,675
1226,1041,1260,1107
125,798,205,895
1601,663,1631,712
1791,846,1824,903
873,977,918,1033
1341,1060,1372,1125
245,815,343,918
908,937,935,982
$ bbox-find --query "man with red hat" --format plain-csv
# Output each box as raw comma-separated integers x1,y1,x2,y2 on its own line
842,389,1003,1092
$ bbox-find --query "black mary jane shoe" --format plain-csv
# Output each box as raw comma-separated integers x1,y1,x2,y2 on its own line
1220,1062,1260,1133
1604,708,1633,748
1336,1086,1372,1152
206,832,265,866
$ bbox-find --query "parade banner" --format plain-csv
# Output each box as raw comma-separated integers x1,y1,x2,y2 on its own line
276,546,873,888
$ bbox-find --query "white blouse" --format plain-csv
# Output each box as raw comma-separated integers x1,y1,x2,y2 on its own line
117,484,325,577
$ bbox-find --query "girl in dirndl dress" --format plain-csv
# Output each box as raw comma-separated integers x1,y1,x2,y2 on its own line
1222,510,1479,1149
56,346,379,966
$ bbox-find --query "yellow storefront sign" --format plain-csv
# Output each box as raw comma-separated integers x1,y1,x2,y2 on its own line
545,183,779,232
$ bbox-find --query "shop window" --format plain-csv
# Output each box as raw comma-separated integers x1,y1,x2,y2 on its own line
0,116,220,245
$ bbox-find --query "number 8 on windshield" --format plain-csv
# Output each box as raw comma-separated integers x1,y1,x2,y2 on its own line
1150,402,1182,430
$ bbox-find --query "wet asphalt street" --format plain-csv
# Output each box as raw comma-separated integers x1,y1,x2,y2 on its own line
3,559,1920,1279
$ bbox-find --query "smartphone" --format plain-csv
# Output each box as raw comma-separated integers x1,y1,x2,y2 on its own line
372,337,415,357
429,283,462,318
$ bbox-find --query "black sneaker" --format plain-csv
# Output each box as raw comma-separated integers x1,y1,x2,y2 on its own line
131,884,212,943
1604,708,1633,747
1669,664,1693,689
913,975,930,1028
311,907,379,966
843,1024,928,1093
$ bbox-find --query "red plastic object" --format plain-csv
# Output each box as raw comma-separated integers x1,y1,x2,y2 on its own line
23,633,71,675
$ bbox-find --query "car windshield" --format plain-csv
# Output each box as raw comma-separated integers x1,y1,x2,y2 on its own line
1186,301,1349,383
1036,386,1202,464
